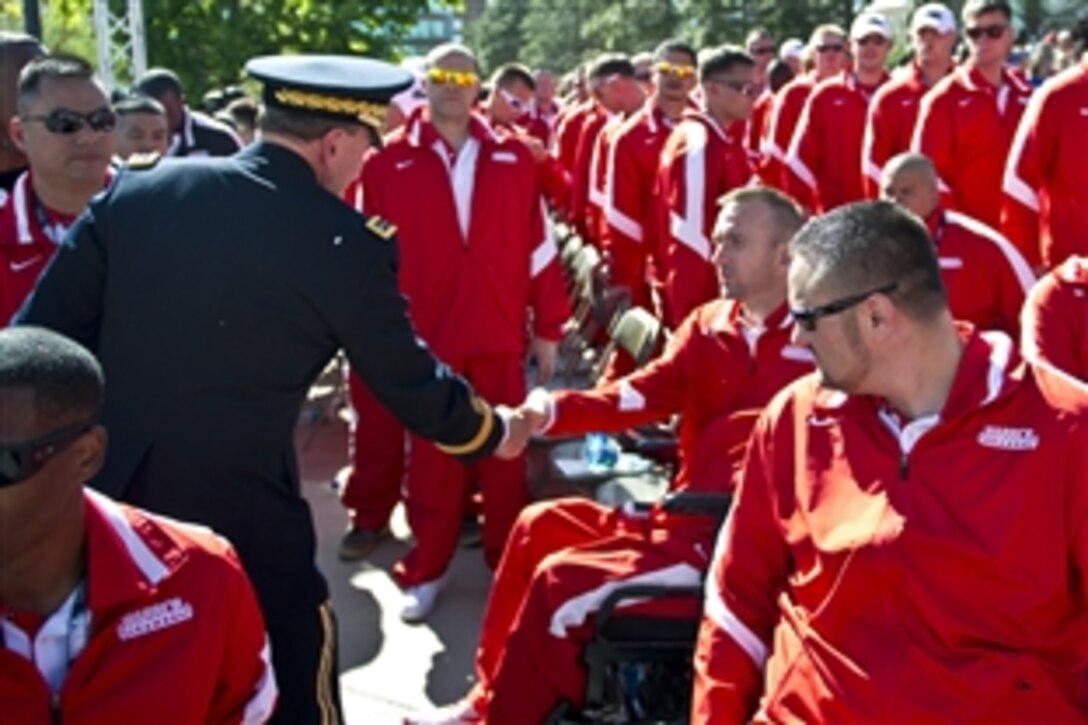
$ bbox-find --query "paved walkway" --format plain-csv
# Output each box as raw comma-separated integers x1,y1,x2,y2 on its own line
296,417,490,723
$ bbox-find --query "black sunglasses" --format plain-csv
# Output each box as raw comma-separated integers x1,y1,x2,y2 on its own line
816,43,846,53
0,419,95,488
791,282,898,332
965,24,1008,41
22,107,117,135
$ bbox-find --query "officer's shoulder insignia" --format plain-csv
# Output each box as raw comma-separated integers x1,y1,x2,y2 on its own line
124,152,162,171
365,215,397,241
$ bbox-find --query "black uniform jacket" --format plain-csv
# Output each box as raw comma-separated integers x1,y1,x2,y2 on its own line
16,141,502,610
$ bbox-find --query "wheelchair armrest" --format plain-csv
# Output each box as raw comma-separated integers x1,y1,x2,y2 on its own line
660,492,733,520
616,427,678,465
595,583,704,641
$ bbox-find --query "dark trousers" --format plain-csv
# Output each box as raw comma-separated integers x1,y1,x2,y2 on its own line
267,600,343,725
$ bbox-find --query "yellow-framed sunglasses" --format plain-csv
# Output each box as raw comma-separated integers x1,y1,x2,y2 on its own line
426,67,479,87
655,61,696,79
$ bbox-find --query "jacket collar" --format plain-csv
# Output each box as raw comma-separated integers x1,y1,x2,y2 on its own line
959,63,1031,95
8,171,108,246
83,490,185,613
710,299,792,334
404,106,500,150
680,107,733,143
812,326,1023,421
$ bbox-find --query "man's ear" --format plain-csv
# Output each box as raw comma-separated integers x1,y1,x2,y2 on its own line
9,115,26,154
864,293,896,337
318,126,346,164
74,425,108,483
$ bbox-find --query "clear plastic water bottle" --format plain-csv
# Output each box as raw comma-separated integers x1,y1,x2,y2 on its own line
582,432,619,472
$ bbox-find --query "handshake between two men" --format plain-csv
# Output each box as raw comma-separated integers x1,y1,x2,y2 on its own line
494,387,553,459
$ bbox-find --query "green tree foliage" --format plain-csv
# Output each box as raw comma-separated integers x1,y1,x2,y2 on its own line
465,0,527,73
468,0,867,75
34,0,439,97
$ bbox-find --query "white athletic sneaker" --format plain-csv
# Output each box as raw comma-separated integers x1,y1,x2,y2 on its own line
400,572,450,623
403,698,481,724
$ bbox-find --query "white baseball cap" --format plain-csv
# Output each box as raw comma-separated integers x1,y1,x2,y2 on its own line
911,3,957,35
779,38,805,61
851,12,893,41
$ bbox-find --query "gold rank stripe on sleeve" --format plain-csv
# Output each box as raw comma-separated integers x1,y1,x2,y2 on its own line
365,215,397,241
435,396,495,456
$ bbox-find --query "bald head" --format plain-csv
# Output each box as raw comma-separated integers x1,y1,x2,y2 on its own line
880,153,940,221
425,42,479,74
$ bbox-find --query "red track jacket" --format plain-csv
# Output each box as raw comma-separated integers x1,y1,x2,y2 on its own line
761,74,816,192
602,104,676,306
570,106,614,244
544,301,814,490
0,172,95,323
912,64,1033,228
693,330,1088,722
656,110,753,328
360,109,570,359
927,208,1036,338
862,63,949,198
0,490,276,724
1001,59,1088,268
555,100,594,175
785,70,888,213
1022,255,1088,384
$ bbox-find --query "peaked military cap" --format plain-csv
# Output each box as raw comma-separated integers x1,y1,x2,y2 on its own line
245,55,413,130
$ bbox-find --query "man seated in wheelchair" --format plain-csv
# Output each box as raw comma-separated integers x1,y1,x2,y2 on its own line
408,187,815,723
693,202,1088,722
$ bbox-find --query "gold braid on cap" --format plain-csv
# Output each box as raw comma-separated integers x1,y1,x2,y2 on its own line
273,88,386,127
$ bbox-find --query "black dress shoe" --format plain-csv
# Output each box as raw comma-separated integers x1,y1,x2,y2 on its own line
337,526,390,561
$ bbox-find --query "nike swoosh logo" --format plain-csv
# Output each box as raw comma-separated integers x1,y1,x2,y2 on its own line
958,98,973,108
9,256,41,273
395,160,413,170
807,414,840,428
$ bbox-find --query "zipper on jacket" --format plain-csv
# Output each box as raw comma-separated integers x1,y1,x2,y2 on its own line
51,692,62,724
899,452,909,480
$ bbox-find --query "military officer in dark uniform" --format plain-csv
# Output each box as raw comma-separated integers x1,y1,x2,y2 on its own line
14,55,535,724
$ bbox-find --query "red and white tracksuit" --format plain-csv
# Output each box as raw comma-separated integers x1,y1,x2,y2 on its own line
926,207,1035,339
0,172,81,323
602,105,676,312
556,100,594,175
656,111,753,329
1021,255,1088,384
1001,59,1088,268
911,64,1033,229
694,330,1088,722
466,301,814,721
759,74,816,192
0,490,276,723
862,63,950,198
785,71,889,213
570,106,615,245
348,109,570,584
747,89,774,176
